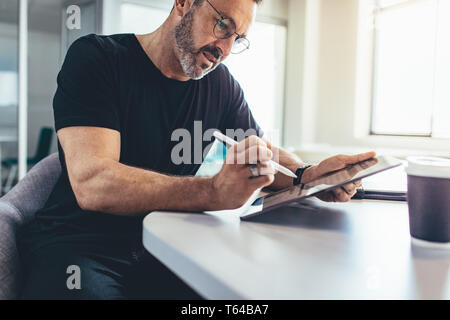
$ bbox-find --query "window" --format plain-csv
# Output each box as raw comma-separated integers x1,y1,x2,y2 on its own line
371,0,450,138
224,21,287,145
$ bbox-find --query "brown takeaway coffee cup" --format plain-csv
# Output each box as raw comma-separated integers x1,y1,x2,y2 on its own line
405,156,450,246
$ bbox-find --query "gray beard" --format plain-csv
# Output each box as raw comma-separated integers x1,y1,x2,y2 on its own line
174,8,221,80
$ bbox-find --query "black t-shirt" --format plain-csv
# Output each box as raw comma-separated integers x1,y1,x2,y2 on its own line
20,34,263,252
19,34,262,254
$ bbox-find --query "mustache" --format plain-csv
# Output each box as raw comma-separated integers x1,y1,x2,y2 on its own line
198,46,222,61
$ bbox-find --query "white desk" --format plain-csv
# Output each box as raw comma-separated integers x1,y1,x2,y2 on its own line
143,198,450,299
0,128,18,195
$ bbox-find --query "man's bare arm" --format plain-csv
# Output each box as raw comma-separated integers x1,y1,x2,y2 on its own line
59,127,275,216
263,141,308,190
58,126,219,216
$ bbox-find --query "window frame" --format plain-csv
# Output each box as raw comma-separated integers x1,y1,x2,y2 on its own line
369,0,444,138
352,0,450,155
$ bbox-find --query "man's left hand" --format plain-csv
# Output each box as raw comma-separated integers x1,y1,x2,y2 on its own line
301,151,376,202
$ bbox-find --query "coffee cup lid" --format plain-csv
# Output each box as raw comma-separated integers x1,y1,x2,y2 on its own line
406,156,450,178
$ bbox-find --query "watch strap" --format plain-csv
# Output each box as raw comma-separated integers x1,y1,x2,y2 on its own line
293,165,312,186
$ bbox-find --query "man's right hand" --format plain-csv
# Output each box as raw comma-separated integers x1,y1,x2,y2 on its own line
210,136,276,210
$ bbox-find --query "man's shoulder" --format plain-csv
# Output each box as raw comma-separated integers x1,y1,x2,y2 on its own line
205,63,242,95
203,63,236,91
68,33,138,57
208,63,232,81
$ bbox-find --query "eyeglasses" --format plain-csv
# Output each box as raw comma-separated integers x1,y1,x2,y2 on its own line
205,0,250,54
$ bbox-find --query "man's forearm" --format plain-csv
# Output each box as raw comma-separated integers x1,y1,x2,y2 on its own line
73,158,214,216
266,144,316,190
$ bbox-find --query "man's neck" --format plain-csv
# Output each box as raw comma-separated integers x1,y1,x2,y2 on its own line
136,20,190,82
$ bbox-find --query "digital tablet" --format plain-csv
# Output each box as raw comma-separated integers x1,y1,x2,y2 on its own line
239,155,402,220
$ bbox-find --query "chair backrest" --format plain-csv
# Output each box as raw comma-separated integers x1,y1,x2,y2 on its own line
0,153,61,300
32,127,54,163
1,153,61,225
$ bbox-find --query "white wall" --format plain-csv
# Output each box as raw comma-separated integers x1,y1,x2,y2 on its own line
314,0,359,146
284,0,309,148
283,0,360,153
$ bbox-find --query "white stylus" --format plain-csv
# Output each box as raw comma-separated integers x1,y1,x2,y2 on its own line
213,131,298,179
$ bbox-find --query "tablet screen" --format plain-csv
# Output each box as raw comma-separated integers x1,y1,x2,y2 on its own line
240,155,402,219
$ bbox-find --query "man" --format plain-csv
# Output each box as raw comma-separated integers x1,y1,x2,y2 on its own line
19,0,374,299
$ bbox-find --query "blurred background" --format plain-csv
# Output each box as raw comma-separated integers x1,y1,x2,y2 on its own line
0,0,449,194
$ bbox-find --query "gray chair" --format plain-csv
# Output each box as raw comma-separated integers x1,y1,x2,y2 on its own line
0,153,61,300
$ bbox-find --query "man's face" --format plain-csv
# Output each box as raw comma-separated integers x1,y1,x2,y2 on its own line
174,0,256,80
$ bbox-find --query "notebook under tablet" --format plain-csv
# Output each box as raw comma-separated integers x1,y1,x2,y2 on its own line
239,155,402,220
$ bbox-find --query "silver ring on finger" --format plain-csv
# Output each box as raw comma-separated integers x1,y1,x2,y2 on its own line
250,164,259,177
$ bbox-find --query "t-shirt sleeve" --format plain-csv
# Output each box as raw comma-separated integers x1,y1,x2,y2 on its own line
53,35,120,132
222,68,264,138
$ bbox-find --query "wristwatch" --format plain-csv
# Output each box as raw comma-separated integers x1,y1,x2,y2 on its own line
293,165,312,186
